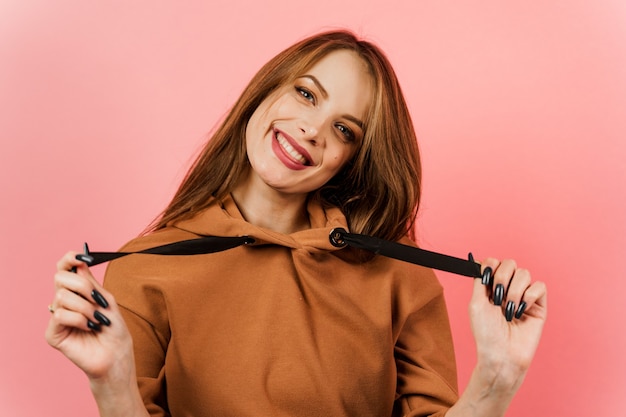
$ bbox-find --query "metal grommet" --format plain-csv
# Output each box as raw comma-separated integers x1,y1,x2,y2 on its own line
329,228,347,247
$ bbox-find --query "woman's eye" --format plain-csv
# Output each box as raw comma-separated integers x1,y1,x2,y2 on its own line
336,124,355,142
296,87,315,103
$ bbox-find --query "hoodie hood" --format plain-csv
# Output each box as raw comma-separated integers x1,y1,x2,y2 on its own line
170,194,349,254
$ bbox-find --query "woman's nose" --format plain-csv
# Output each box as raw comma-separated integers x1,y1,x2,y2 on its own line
297,120,322,145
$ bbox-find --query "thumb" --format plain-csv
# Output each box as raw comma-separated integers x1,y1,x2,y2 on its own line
470,265,492,308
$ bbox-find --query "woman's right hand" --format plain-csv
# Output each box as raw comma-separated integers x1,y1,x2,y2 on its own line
46,252,148,416
45,251,135,382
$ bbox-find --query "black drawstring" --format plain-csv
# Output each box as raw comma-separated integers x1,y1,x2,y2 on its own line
79,229,481,279
329,228,481,278
84,236,255,267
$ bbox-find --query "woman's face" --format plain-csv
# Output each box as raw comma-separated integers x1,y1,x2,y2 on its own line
244,49,373,197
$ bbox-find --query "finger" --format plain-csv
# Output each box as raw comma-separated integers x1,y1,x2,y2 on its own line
56,251,83,273
468,274,508,332
56,251,97,283
518,280,548,320
48,304,97,335
471,258,499,307
503,267,532,321
53,287,112,328
479,257,500,286
470,274,491,308
491,258,517,307
55,253,111,309
54,269,97,303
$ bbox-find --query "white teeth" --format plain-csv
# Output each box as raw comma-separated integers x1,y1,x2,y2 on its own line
276,134,307,164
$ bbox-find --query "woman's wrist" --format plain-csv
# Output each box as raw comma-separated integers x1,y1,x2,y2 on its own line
446,363,526,417
90,375,148,417
474,352,529,393
88,358,148,417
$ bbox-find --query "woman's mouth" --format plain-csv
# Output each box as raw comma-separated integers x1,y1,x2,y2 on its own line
273,129,313,167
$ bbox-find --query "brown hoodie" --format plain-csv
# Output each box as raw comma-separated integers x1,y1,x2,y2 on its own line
103,195,458,417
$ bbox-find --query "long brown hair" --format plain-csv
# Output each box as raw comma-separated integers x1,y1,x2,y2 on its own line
149,30,422,242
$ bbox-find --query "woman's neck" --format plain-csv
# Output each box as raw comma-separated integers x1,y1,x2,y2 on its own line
231,180,311,235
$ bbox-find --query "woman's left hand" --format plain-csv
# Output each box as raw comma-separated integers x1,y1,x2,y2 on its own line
469,258,548,389
447,262,547,417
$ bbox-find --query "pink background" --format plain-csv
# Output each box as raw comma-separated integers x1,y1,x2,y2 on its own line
1,1,625,415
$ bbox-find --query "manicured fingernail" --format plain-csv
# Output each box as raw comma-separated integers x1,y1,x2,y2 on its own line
83,242,90,255
94,310,111,326
515,301,527,319
91,289,109,309
494,283,504,306
481,266,492,286
87,320,101,332
76,254,94,264
468,252,475,263
505,301,515,321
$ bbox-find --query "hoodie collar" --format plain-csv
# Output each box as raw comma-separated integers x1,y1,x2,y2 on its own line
171,194,349,253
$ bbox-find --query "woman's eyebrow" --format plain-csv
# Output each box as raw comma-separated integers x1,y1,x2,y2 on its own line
300,75,364,129
344,115,364,130
301,75,328,99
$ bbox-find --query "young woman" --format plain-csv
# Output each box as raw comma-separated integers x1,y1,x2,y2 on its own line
46,30,547,417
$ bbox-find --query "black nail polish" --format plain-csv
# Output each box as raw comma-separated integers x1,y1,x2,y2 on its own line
94,310,111,326
494,284,504,306
87,320,101,332
515,301,527,319
91,289,109,309
76,254,95,265
505,301,515,321
482,266,492,286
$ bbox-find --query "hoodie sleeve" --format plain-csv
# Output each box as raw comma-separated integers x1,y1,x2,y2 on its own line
393,284,459,416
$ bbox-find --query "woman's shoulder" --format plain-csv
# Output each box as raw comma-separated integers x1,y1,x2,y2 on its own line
102,226,205,287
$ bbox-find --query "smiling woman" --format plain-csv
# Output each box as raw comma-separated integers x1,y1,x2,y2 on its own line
45,30,547,417
151,31,422,243
241,49,372,227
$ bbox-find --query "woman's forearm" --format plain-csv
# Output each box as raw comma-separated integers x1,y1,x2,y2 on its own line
90,373,149,417
88,346,149,417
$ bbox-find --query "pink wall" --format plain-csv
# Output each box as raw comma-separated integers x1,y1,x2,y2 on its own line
2,1,625,415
